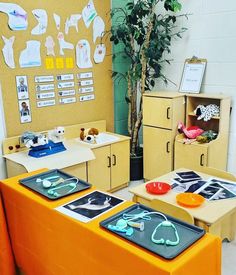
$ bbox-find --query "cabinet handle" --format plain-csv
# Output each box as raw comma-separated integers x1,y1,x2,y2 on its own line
112,154,117,166
166,142,170,153
166,107,171,119
200,154,205,166
107,156,111,168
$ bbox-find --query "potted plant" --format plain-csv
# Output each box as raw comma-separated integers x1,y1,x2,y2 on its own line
107,0,187,180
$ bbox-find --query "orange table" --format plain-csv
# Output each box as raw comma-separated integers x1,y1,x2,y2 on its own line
0,193,15,275
0,170,221,275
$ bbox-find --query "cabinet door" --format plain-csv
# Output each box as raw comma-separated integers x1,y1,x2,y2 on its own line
110,141,130,190
62,163,87,182
87,146,111,191
143,96,172,129
174,141,208,171
143,126,173,180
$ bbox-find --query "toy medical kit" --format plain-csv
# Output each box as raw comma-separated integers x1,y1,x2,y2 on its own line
100,204,205,259
19,169,91,200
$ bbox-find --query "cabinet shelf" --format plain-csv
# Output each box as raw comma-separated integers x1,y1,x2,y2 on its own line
188,112,220,120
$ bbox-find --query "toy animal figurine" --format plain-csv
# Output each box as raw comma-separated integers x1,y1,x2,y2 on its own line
21,131,48,148
178,122,204,139
196,130,218,143
48,126,65,143
80,127,99,144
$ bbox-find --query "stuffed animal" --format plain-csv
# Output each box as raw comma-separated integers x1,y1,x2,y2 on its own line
21,131,48,148
194,104,220,122
80,127,99,144
48,126,65,143
196,130,218,143
178,122,204,139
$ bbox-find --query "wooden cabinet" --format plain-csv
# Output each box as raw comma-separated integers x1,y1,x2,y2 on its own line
143,92,185,180
174,94,231,171
87,140,130,191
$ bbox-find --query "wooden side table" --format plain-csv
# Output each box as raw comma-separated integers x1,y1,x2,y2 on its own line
129,168,236,241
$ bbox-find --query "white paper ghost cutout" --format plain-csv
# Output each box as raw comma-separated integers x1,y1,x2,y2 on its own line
45,36,55,56
94,44,106,64
2,35,15,68
65,14,82,34
19,40,41,67
57,32,74,55
0,2,28,30
76,39,92,68
82,0,97,28
93,16,105,43
53,13,60,30
31,9,48,35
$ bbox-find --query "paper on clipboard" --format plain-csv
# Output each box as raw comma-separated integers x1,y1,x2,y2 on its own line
179,58,207,94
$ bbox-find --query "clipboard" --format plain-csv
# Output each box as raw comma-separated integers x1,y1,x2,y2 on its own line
179,57,207,94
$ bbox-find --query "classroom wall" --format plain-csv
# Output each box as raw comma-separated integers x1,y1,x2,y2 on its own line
155,0,236,174
112,0,129,135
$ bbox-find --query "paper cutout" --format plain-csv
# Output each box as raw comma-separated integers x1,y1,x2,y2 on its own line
0,2,28,30
57,32,74,55
76,39,92,68
45,57,54,69
36,84,54,92
58,89,75,97
93,16,105,43
2,35,15,68
65,57,74,68
57,81,74,89
55,57,64,69
16,75,29,100
79,86,94,93
19,40,41,68
82,0,97,28
79,79,93,86
65,14,81,34
53,13,60,30
94,44,106,63
31,9,48,35
45,36,55,56
19,99,31,123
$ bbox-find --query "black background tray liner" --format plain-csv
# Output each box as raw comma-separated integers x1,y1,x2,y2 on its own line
100,204,205,259
19,169,91,200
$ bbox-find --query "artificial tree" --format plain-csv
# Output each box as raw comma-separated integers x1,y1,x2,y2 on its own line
108,0,187,157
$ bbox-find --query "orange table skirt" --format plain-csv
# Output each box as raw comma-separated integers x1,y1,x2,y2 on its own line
0,170,221,275
0,193,15,275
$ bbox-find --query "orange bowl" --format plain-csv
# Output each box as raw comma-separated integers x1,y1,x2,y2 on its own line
176,193,205,208
145,182,171,195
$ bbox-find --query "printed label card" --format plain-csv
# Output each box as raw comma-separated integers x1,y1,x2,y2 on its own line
16,75,29,100
18,99,31,123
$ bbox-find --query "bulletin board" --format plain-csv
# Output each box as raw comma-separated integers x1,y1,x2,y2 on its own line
0,0,113,137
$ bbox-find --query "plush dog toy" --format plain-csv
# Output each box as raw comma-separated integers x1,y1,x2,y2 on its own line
194,104,220,122
80,127,99,143
48,126,65,143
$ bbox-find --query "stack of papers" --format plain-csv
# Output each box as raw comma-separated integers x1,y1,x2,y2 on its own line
171,171,236,201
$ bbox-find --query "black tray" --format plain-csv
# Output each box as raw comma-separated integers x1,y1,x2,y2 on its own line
100,204,205,260
19,169,91,200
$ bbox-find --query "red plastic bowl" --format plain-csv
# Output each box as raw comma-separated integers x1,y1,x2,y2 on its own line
145,182,171,195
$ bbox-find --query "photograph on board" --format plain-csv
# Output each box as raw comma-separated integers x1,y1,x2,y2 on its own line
18,99,32,123
16,75,29,100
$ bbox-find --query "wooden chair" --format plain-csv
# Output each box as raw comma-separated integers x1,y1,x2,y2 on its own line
150,199,194,224
197,166,236,181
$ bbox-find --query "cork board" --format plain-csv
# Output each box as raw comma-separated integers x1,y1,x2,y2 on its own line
0,0,113,137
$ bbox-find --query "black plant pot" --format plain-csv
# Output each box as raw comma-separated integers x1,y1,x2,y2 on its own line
130,154,143,181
